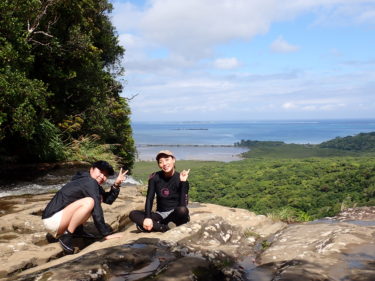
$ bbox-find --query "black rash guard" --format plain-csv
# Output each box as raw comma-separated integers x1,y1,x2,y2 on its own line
145,171,189,218
42,171,119,237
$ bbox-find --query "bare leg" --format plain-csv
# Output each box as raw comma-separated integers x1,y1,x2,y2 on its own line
57,197,94,235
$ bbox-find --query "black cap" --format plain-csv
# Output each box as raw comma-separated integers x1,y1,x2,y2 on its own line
91,160,114,176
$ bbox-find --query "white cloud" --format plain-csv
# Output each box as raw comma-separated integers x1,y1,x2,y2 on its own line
307,0,375,26
118,33,145,50
270,36,299,53
111,0,375,121
213,57,240,69
282,98,347,112
110,1,143,32
126,67,375,120
283,102,297,109
138,0,280,58
113,0,299,59
358,9,375,24
112,0,375,59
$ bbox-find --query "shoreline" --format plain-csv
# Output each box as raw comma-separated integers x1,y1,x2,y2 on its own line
135,144,249,162
136,144,237,147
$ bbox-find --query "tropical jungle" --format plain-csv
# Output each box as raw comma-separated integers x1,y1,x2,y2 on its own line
132,132,375,222
0,0,135,169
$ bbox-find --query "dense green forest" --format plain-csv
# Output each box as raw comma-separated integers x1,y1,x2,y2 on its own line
188,157,375,221
235,131,375,158
319,132,375,151
0,0,135,169
133,132,375,222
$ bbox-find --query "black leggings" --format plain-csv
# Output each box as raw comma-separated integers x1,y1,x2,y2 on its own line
129,206,189,232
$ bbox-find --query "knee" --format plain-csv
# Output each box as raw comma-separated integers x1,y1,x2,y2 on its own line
81,197,95,210
129,210,135,221
129,210,139,222
175,206,189,217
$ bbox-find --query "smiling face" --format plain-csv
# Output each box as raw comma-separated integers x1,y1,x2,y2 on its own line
158,155,176,176
90,167,109,185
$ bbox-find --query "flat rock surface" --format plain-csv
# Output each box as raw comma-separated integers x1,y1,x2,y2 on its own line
0,186,374,281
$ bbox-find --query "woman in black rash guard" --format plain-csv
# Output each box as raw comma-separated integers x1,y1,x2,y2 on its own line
129,150,190,232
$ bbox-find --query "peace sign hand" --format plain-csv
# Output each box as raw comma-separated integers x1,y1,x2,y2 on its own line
114,168,128,187
180,169,190,182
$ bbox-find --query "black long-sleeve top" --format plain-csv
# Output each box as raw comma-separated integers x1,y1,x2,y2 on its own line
42,171,119,237
145,171,189,218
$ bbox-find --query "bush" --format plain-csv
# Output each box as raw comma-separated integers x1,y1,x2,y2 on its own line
66,134,120,169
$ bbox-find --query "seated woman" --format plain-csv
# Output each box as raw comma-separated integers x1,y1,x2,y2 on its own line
129,150,190,232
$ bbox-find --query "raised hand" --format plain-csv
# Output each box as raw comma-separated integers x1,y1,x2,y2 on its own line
180,169,190,181
114,168,128,187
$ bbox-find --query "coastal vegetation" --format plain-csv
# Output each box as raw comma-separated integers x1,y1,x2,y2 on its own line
133,132,375,222
0,0,135,169
234,133,375,158
188,157,375,221
319,132,375,151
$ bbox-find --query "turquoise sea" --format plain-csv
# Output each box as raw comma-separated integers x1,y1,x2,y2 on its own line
132,119,375,161
1,119,374,197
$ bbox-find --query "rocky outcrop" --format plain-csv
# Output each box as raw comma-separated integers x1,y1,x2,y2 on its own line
256,220,375,280
0,185,374,281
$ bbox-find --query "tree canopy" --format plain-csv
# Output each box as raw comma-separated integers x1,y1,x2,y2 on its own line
187,157,375,221
319,132,375,151
235,132,375,159
0,0,134,168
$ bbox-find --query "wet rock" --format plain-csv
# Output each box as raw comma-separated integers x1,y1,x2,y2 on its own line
332,206,375,221
17,243,164,281
0,185,286,280
255,216,375,281
0,161,90,183
0,185,374,281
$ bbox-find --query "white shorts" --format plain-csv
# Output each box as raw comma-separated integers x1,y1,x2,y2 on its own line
42,209,63,238
156,209,173,219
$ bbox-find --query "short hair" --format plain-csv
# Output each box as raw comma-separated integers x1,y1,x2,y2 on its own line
91,160,114,176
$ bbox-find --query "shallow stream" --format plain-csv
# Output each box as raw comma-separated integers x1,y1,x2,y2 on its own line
0,167,140,198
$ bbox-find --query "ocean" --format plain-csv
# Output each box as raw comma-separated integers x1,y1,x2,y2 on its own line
1,119,374,198
132,119,375,161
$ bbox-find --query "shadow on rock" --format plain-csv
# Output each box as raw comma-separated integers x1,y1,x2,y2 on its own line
16,238,243,281
248,259,334,281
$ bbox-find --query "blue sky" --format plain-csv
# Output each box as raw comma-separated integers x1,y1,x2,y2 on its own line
110,0,375,121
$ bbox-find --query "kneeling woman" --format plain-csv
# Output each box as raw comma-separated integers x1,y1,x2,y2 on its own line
130,150,190,232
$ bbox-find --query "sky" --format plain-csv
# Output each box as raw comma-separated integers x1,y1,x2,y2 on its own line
110,0,375,122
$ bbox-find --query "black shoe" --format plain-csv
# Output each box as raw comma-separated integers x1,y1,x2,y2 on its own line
73,225,96,239
158,223,171,233
167,221,177,230
58,231,74,255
